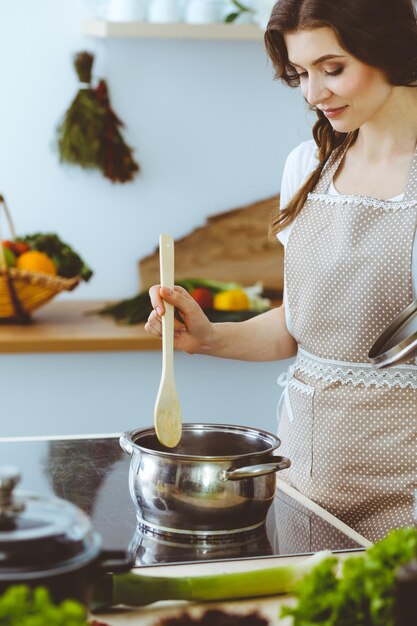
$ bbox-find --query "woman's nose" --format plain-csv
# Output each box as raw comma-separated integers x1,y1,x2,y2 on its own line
306,78,331,106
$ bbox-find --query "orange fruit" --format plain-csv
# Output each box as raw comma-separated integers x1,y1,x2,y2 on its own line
16,251,57,276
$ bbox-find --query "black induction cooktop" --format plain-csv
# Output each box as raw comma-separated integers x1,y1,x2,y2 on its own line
0,436,362,567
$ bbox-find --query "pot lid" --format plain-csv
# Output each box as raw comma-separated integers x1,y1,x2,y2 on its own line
0,466,101,577
368,300,417,368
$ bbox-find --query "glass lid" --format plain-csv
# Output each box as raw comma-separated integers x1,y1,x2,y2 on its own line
0,466,98,573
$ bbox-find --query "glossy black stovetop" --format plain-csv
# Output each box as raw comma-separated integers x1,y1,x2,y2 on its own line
0,436,362,567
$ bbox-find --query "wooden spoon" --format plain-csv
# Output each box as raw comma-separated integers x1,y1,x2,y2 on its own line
154,234,182,448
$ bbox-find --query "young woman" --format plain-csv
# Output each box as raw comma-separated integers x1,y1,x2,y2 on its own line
145,0,417,542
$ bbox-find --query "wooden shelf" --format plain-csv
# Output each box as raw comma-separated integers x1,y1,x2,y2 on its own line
0,300,160,354
82,20,264,41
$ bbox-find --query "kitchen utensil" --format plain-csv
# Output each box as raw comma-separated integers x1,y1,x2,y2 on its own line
120,423,291,534
368,300,417,367
154,233,182,448
0,465,133,606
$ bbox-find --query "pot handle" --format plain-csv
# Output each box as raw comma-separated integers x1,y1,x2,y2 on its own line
219,456,291,481
119,433,133,456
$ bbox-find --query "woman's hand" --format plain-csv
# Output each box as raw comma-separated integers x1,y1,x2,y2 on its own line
146,286,297,362
145,285,214,354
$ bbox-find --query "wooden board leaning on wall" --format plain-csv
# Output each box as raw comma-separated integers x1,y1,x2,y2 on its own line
139,194,284,297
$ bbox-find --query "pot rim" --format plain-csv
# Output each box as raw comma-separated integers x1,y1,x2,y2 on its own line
121,423,281,461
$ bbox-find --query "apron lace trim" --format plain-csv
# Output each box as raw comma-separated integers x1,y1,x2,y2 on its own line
288,376,315,396
295,347,417,389
307,193,417,211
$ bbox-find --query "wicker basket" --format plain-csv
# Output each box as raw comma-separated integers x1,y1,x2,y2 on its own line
0,196,80,323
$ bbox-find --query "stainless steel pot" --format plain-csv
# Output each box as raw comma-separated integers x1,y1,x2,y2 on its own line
120,423,291,535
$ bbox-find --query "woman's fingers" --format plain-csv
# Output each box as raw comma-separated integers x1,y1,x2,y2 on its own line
146,283,203,341
144,309,161,336
148,284,193,315
148,284,164,316
145,285,187,337
159,285,196,317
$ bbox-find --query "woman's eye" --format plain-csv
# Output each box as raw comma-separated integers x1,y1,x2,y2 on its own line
325,67,344,77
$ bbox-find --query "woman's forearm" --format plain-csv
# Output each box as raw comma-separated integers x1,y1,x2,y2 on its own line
200,305,297,362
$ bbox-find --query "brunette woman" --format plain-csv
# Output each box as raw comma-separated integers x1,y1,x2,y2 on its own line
145,0,417,541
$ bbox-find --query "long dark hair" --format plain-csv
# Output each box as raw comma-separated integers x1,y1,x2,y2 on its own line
265,0,417,237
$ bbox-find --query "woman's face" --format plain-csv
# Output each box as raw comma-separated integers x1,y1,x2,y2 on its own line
284,27,393,132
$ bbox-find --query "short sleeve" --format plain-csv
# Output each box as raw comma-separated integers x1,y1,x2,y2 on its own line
276,140,319,247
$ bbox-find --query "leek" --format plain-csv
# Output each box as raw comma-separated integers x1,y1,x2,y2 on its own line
91,550,331,611
176,278,242,294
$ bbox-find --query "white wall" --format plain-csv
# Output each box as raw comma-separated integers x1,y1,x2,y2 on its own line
0,1,312,437
0,352,295,438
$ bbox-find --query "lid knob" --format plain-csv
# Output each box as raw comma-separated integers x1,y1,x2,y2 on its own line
0,466,25,520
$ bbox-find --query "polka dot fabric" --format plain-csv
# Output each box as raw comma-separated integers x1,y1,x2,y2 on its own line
272,490,359,554
279,146,417,542
278,378,314,484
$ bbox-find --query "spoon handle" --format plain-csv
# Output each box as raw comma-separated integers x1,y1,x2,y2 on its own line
159,234,174,377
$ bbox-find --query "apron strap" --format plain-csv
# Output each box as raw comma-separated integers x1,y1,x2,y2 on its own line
277,365,295,427
315,140,417,200
313,144,349,194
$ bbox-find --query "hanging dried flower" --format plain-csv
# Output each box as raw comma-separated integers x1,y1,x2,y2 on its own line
56,51,140,183
94,79,139,183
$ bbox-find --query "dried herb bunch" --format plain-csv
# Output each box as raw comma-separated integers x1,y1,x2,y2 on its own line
57,51,140,183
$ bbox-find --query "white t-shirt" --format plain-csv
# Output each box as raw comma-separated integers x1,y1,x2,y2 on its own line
277,139,416,335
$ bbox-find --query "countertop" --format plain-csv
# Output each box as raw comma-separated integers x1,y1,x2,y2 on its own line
0,298,282,354
0,433,369,626
0,300,160,353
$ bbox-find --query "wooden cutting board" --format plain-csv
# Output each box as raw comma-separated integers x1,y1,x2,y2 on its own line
139,195,284,294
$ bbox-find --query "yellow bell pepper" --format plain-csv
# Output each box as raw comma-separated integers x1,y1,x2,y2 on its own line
212,289,250,311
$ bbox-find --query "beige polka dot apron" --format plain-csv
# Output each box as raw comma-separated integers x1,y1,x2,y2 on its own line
278,145,417,542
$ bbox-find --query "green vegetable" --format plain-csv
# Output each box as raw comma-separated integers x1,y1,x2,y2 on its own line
93,279,237,325
91,550,331,611
176,278,241,294
18,233,93,282
281,526,417,626
0,585,88,625
94,278,269,325
94,291,153,325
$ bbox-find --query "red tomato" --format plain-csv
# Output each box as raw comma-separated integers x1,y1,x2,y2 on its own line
2,240,30,256
13,242,30,256
189,287,213,309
